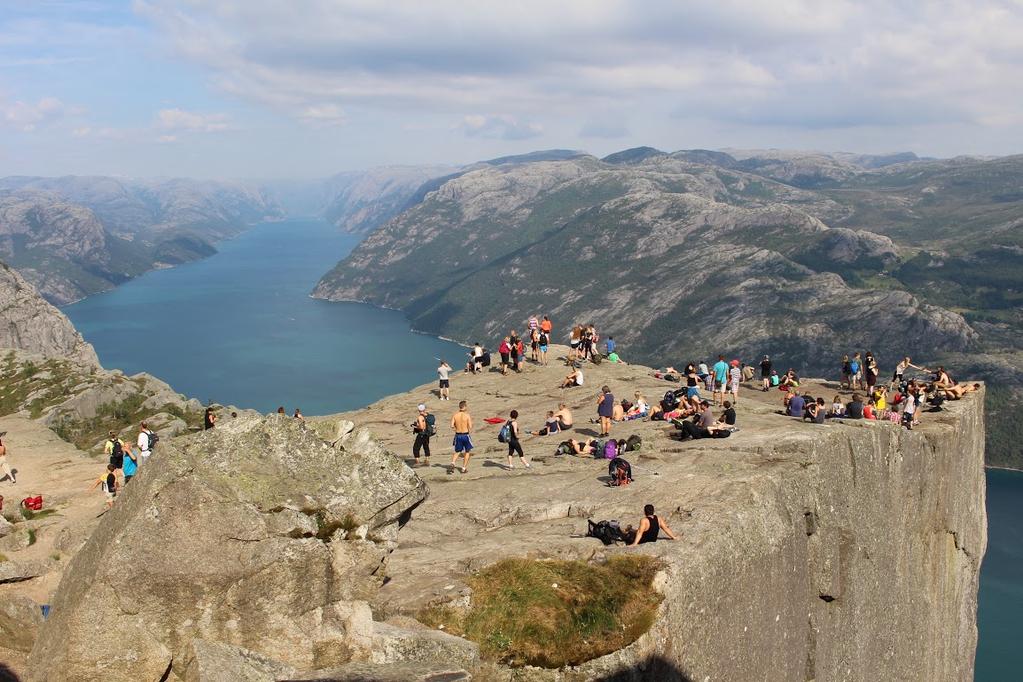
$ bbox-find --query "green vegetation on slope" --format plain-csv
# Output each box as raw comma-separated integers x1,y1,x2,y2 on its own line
420,555,663,667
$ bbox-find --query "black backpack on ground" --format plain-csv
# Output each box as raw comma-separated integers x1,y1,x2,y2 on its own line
625,434,642,452
662,390,679,409
481,350,491,367
587,519,624,545
608,457,633,487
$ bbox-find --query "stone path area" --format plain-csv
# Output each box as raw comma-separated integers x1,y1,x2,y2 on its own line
329,345,941,618
0,413,109,673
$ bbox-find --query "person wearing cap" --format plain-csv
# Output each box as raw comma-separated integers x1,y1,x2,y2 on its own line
412,404,434,467
760,355,773,392
728,359,742,404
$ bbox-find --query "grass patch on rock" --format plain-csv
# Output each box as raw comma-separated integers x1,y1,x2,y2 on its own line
420,555,662,668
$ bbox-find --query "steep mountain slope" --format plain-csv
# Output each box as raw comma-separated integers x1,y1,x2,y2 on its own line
314,150,1023,465
0,177,282,303
322,165,454,233
0,261,98,366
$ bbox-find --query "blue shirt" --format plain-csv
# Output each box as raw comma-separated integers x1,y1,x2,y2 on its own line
788,395,805,417
713,360,729,383
123,452,138,477
605,339,616,354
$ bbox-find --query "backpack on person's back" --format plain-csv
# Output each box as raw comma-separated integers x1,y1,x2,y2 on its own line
109,438,124,469
146,430,159,449
498,422,511,443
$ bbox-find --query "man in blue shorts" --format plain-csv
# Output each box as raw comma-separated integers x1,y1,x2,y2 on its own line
450,400,474,474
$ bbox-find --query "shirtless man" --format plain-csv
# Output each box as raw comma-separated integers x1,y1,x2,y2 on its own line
553,403,574,431
940,382,981,400
450,400,474,474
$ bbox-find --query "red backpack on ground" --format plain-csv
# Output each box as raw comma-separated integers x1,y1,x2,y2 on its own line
21,495,43,511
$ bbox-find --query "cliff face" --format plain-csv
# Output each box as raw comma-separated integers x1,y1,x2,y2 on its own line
323,352,987,681
0,261,99,366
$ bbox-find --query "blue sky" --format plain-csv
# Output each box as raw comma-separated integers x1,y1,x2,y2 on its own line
1,0,1022,178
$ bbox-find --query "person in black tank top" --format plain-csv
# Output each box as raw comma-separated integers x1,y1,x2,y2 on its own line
630,504,679,545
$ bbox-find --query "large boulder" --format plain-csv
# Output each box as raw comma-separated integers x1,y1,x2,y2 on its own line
28,414,429,681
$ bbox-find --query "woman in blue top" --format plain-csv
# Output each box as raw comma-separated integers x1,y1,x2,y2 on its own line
597,385,615,437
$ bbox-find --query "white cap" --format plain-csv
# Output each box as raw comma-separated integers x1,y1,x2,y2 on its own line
417,404,427,411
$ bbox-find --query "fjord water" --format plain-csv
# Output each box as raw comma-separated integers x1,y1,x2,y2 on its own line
61,217,1019,677
976,468,1023,680
64,218,464,415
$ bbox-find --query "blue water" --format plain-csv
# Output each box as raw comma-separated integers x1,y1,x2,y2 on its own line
61,218,1020,677
63,218,464,415
976,468,1023,680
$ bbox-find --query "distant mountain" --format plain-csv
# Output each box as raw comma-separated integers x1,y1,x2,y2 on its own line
313,148,1023,467
602,146,667,165
0,176,282,303
321,166,454,234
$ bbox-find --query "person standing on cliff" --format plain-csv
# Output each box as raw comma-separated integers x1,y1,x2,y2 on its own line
437,359,452,401
540,315,552,339
597,385,615,437
412,404,434,467
450,400,474,474
509,330,522,372
760,355,773,392
711,355,729,406
204,406,217,430
504,410,531,470
0,432,15,485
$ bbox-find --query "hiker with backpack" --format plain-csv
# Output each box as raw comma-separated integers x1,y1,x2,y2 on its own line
89,464,120,510
498,337,512,375
412,404,436,467
137,422,157,464
629,504,678,545
104,431,127,470
537,328,550,366
501,410,531,470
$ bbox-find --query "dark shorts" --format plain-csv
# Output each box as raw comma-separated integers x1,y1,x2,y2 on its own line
439,379,450,388
453,433,474,452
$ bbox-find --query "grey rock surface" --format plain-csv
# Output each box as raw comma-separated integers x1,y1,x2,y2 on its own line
326,350,987,681
0,262,99,366
0,594,45,653
27,415,429,681
0,559,46,584
182,639,298,682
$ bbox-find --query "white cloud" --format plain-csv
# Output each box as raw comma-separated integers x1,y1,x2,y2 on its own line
131,0,1023,148
298,104,346,127
1,96,64,131
155,108,230,133
460,114,542,141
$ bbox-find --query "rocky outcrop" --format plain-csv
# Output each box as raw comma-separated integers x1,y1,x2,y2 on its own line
0,262,99,366
27,415,430,681
323,351,987,681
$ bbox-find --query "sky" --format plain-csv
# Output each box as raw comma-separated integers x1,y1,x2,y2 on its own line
1,0,1022,179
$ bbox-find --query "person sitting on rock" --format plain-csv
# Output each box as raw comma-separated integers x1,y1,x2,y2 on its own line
560,366,584,388
629,504,678,546
553,403,574,431
830,395,845,418
531,411,562,436
718,400,736,426
625,392,649,420
845,394,865,419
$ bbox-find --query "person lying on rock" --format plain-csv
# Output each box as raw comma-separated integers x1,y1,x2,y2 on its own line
629,504,678,546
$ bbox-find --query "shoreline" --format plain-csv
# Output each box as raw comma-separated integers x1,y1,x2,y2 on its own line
985,465,1023,473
